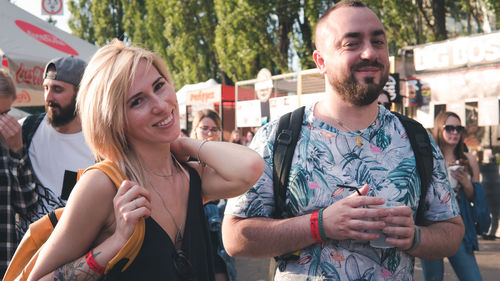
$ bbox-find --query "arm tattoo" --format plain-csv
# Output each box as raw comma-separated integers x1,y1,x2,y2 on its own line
52,252,103,281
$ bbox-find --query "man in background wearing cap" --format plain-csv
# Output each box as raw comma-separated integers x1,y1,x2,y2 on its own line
15,56,95,238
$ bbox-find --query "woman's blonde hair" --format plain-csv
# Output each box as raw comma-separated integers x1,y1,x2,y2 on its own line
190,108,221,139
77,39,174,185
0,69,16,100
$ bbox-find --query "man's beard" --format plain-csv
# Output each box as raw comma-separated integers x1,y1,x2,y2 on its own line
328,61,388,106
46,96,77,127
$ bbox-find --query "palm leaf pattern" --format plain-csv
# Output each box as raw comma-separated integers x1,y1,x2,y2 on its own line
226,104,460,280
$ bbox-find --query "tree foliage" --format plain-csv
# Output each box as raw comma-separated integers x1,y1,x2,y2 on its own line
68,0,498,87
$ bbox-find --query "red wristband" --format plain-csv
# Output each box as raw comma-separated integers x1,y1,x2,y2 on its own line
310,210,323,243
85,250,105,275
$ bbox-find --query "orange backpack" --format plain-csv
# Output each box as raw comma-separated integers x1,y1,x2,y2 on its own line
3,160,146,281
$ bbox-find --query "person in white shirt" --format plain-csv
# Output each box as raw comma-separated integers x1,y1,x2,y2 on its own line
17,56,95,238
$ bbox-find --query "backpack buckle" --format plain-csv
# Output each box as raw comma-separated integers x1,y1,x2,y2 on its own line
277,130,293,145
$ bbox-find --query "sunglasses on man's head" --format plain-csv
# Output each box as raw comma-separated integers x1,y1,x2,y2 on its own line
443,125,465,133
173,249,195,280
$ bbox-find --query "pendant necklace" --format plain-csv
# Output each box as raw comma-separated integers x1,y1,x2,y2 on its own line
147,156,185,249
331,110,379,148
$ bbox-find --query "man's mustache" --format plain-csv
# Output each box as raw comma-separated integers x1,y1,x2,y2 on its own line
352,61,384,71
47,102,61,109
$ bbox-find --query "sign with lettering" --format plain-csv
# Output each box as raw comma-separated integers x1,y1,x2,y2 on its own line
269,96,298,121
13,88,44,107
187,85,221,113
236,100,261,127
15,63,44,87
414,32,500,72
15,20,78,55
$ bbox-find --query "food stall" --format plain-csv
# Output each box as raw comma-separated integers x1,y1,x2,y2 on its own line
0,1,97,112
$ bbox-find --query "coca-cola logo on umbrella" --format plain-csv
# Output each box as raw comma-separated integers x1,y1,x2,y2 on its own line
15,20,79,56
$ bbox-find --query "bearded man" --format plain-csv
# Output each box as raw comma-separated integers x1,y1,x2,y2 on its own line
222,1,464,280
16,56,95,238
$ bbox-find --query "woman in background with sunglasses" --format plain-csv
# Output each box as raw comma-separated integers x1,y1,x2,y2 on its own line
28,40,264,281
420,111,483,281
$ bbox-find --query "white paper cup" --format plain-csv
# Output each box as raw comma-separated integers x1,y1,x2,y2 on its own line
447,165,462,189
368,201,404,248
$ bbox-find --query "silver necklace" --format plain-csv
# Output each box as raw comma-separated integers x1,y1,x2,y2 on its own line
147,157,185,249
144,161,176,178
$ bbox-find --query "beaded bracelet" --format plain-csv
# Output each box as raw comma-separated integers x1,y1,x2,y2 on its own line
318,208,327,242
85,250,105,275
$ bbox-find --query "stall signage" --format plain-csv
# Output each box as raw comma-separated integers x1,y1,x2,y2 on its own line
255,68,273,102
187,85,221,113
13,88,45,107
15,20,78,56
236,100,262,127
269,96,298,121
383,73,400,102
16,63,44,86
414,32,500,71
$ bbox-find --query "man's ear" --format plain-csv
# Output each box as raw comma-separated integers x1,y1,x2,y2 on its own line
313,50,326,75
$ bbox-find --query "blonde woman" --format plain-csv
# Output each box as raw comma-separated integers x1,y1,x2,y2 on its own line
28,40,264,281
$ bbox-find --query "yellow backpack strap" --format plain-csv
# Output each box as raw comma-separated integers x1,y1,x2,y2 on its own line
83,160,145,274
3,209,64,281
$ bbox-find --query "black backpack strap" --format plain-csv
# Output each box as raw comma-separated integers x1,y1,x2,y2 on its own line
47,210,59,228
22,113,45,150
272,106,305,218
393,112,433,225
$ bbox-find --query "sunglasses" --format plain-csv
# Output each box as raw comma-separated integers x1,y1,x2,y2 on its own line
173,249,195,280
378,102,391,110
337,184,362,195
443,125,465,133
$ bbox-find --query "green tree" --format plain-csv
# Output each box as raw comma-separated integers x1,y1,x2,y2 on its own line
156,0,227,87
68,0,125,46
67,0,498,85
294,0,331,69
68,0,95,43
214,0,284,82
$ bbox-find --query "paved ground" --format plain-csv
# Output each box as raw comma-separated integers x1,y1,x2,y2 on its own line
235,236,500,281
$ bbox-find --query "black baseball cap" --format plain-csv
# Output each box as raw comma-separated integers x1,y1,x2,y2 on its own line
43,56,86,87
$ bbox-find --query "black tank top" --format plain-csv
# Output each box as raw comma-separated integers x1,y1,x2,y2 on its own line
104,165,215,281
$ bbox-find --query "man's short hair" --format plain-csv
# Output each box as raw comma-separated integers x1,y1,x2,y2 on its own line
314,0,367,49
43,56,86,89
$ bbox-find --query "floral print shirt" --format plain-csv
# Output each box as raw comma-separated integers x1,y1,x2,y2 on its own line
225,103,460,281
